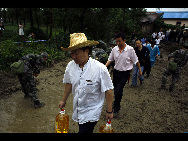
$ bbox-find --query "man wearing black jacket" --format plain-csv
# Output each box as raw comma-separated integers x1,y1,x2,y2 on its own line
131,39,150,87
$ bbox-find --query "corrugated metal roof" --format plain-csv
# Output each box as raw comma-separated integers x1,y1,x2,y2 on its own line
157,11,188,19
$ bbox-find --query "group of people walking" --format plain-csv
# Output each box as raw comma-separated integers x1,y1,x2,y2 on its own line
15,31,188,133
59,32,166,133
151,26,188,45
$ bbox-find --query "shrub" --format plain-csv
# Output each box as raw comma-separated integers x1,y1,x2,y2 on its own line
24,26,48,40
0,40,66,72
0,40,23,71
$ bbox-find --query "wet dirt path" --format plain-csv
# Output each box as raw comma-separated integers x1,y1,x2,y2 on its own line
0,52,188,133
0,59,76,133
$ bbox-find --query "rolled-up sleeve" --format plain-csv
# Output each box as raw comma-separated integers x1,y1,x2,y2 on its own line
63,64,71,84
108,49,114,62
100,66,114,93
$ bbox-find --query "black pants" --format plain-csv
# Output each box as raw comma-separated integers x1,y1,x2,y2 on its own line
113,69,130,112
78,121,97,133
143,59,151,77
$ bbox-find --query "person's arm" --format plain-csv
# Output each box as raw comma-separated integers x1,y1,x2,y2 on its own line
105,48,114,67
136,61,142,77
105,89,113,120
105,60,112,67
155,46,160,57
59,83,72,109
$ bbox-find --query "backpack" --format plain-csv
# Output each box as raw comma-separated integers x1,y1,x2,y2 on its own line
10,61,24,75
168,62,177,71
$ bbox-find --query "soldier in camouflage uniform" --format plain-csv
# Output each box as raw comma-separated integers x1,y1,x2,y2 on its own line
92,40,109,65
18,52,48,108
160,43,188,92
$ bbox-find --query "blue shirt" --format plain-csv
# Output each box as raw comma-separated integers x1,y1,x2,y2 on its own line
146,44,160,62
141,38,147,45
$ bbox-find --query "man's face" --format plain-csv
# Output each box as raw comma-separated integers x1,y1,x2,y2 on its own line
116,37,125,48
135,40,142,48
70,48,89,65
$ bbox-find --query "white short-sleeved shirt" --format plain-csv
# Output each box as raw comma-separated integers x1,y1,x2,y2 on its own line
63,57,113,124
108,44,138,71
155,39,160,45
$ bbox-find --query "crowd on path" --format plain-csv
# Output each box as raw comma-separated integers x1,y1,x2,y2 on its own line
8,25,188,133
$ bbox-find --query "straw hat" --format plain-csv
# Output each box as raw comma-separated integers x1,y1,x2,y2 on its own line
61,33,99,51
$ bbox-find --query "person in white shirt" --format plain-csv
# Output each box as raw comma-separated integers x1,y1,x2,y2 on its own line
59,33,114,133
155,36,160,45
151,32,157,40
158,31,163,39
19,21,24,40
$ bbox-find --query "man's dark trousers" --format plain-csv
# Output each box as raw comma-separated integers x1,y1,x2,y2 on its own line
78,121,97,133
113,69,130,113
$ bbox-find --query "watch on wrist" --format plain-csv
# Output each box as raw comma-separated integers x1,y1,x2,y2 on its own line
106,110,113,114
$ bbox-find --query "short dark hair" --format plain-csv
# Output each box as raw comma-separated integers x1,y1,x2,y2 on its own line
151,40,155,45
115,32,126,40
80,46,92,56
135,39,142,42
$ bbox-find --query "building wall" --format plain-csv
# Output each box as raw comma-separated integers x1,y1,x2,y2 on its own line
162,19,188,26
141,23,153,37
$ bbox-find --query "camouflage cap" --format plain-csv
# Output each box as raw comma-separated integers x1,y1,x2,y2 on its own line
41,52,48,58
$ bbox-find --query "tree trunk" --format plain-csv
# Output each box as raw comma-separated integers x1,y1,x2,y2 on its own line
122,8,125,32
15,8,19,25
3,8,6,23
29,8,34,27
80,8,87,32
34,8,40,29
11,14,13,25
49,8,53,39
23,8,26,26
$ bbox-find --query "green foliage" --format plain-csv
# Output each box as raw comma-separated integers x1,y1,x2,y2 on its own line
154,19,179,32
1,8,146,44
0,29,20,42
0,8,148,72
0,40,66,72
0,40,23,71
25,26,48,40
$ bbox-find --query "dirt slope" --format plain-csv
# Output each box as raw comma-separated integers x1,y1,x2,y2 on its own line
0,46,188,133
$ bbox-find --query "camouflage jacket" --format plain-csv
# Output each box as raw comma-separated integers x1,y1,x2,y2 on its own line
19,54,45,74
168,49,188,67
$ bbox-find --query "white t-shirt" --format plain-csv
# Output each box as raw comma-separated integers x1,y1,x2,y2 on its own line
155,39,160,45
152,32,157,38
63,57,113,124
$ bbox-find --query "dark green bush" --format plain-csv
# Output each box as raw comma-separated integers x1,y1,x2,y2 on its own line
0,40,66,72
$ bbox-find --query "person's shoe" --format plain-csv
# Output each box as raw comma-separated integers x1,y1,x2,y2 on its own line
34,100,45,109
24,94,30,99
140,80,143,85
169,86,174,92
146,74,150,79
131,84,137,88
158,85,167,91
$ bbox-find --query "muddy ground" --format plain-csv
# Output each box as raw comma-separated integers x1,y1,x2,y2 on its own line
0,44,188,133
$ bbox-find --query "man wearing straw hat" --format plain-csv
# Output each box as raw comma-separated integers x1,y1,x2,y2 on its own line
59,33,114,133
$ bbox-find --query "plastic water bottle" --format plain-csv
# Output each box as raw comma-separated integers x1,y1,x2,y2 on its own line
55,109,69,133
99,120,114,133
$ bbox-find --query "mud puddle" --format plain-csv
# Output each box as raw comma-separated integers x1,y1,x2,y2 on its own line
0,60,75,133
0,48,188,133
